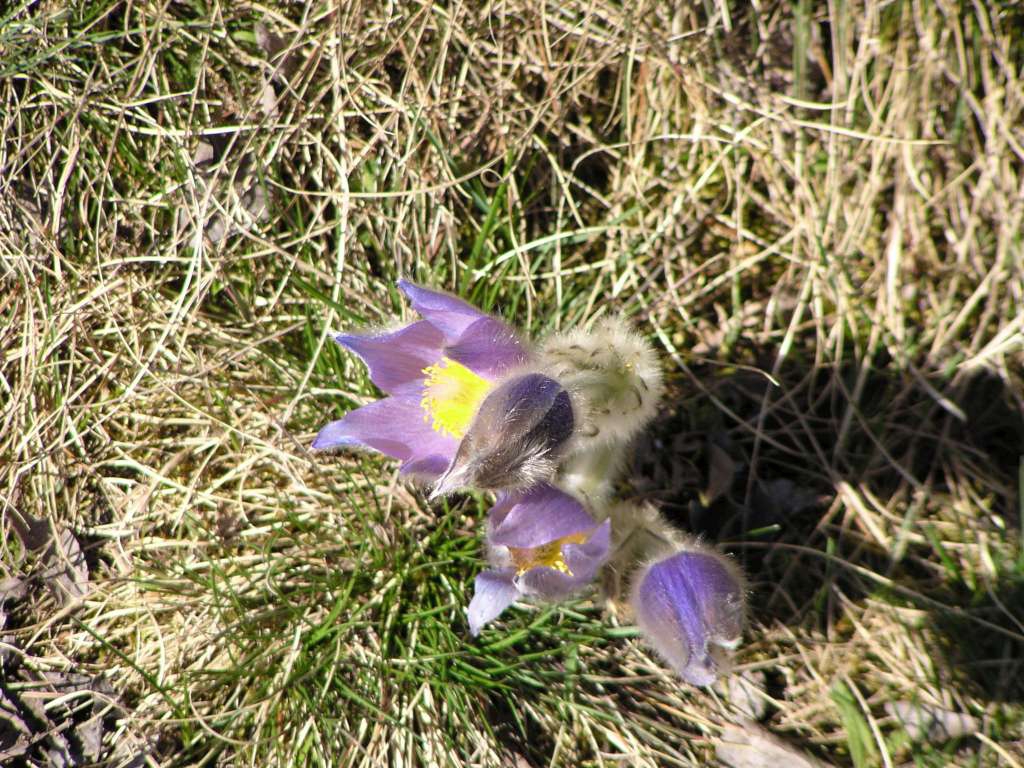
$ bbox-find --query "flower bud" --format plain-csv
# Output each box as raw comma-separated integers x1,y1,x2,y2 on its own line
630,546,746,686
431,373,574,497
538,316,663,449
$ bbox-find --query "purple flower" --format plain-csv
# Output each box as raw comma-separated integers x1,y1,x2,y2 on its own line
313,281,578,494
312,281,529,479
630,546,746,686
467,484,611,635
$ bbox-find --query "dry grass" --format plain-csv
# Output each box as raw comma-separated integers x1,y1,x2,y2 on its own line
1,1,1023,766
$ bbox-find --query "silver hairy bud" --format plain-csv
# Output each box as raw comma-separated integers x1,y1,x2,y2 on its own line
431,373,574,497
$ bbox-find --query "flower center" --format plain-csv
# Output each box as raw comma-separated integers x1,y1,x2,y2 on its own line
508,533,588,576
420,357,493,439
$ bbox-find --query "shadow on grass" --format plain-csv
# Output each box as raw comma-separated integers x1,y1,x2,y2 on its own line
630,355,1024,704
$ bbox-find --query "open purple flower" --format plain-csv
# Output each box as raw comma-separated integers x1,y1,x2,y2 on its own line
313,281,578,494
467,484,610,635
312,280,530,478
630,546,746,686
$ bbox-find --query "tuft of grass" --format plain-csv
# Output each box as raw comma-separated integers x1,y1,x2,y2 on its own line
2,0,1023,766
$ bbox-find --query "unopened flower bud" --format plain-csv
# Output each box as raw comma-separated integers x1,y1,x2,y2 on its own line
431,373,574,497
538,316,663,449
630,545,746,686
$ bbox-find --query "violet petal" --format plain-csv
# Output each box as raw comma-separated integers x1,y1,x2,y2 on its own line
397,280,486,339
336,321,444,394
563,518,611,577
312,396,458,476
489,484,595,548
399,453,453,479
445,316,529,377
467,569,518,636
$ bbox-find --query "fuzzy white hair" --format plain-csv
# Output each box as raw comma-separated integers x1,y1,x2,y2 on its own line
538,316,664,449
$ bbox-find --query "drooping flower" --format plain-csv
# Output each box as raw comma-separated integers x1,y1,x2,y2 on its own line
313,281,575,492
467,483,611,635
629,544,746,686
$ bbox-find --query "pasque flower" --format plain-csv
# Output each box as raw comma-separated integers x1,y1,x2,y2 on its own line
630,545,746,686
312,283,750,681
313,281,575,493
467,483,610,635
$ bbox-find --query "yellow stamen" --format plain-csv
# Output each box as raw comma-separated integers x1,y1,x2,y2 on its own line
420,357,494,439
508,533,588,576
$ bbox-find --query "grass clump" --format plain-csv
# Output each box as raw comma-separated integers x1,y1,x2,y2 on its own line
1,0,1023,766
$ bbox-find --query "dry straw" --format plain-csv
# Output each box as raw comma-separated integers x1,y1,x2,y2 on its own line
1,1,1022,766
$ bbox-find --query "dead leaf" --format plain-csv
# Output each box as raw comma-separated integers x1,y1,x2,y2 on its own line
0,691,32,754
185,160,271,245
239,183,268,227
75,713,103,762
7,509,51,552
177,22,281,246
41,731,74,768
0,665,116,765
0,635,17,668
256,80,278,119
4,685,74,768
703,441,736,506
0,576,28,632
43,670,94,691
885,701,979,742
0,577,28,602
0,736,29,764
717,721,833,768
41,528,89,605
721,671,770,721
753,478,823,523
194,140,215,165
255,22,289,60
4,512,89,605
254,22,299,81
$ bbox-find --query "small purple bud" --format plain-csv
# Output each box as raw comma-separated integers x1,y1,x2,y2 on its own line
432,373,574,496
630,547,746,686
